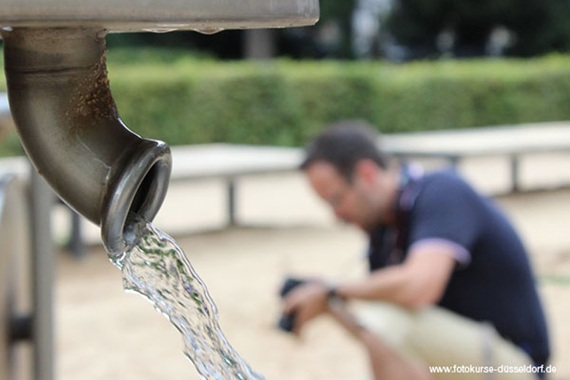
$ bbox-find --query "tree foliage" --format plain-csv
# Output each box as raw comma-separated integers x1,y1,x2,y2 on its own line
105,0,570,60
385,0,570,59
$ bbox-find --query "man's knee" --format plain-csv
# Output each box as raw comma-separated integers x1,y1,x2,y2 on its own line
354,302,536,379
355,302,418,357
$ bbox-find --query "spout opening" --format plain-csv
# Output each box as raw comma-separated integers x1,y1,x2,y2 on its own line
101,140,172,256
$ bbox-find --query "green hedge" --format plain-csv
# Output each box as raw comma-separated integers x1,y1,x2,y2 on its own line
2,49,570,156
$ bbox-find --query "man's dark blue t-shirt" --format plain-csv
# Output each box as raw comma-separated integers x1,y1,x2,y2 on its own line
367,169,550,367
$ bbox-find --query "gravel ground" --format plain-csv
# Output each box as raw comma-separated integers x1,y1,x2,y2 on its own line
54,178,570,379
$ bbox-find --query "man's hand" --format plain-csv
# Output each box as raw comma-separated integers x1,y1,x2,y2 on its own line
282,279,330,336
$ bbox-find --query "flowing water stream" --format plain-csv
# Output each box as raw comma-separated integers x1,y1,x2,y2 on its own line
108,215,264,380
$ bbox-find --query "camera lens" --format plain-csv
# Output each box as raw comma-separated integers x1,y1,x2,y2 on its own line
278,313,296,332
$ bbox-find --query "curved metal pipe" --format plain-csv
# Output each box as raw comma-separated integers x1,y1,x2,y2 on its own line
1,28,172,255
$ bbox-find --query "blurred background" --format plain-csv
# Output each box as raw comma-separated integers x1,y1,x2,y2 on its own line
4,0,570,155
107,0,570,61
1,0,570,379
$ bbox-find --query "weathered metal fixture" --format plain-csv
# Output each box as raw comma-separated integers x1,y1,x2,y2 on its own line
0,1,319,379
0,0,319,254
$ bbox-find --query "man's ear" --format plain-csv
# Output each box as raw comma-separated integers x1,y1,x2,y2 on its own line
354,159,379,184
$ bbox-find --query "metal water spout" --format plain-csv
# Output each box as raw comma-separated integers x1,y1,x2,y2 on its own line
2,28,171,255
0,0,320,254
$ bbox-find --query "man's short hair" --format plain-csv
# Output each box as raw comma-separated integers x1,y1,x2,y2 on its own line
300,120,389,181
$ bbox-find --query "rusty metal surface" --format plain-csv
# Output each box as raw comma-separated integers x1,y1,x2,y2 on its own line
2,28,172,254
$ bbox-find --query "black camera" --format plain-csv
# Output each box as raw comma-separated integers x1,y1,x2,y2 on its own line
277,277,305,333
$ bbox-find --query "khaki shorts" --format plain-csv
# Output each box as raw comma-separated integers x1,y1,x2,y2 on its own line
356,302,537,380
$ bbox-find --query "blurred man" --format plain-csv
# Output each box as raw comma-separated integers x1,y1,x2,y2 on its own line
281,121,550,379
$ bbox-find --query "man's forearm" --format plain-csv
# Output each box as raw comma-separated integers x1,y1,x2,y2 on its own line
335,248,456,309
335,265,420,308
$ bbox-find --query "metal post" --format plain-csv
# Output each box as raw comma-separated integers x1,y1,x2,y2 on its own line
0,173,24,380
510,155,520,193
227,178,237,227
448,155,460,171
68,209,86,259
29,169,54,380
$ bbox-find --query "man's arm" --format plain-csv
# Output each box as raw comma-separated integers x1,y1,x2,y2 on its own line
282,241,459,334
337,242,458,309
